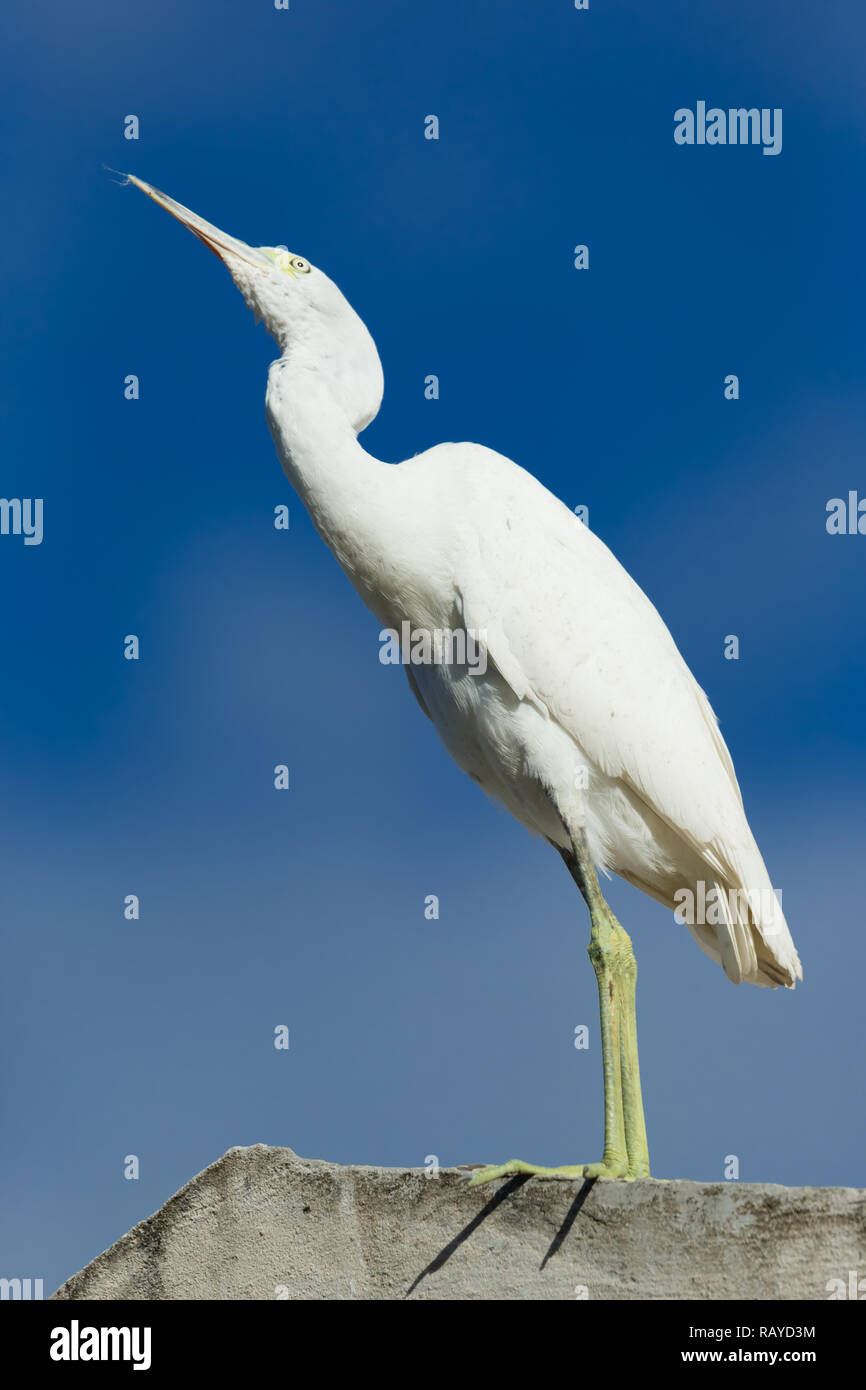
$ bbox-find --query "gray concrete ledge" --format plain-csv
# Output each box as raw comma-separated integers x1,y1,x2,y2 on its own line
52,1144,865,1300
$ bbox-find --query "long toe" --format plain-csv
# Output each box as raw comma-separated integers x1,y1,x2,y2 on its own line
469,1159,593,1185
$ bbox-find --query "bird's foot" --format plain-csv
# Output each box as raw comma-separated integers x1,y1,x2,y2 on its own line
468,1157,637,1186
582,1158,641,1180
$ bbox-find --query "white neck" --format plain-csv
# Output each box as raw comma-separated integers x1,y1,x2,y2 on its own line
265,355,406,622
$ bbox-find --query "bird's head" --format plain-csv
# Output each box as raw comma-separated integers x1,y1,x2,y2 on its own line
124,174,384,433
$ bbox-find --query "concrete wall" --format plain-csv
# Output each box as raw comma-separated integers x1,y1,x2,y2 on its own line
52,1145,866,1300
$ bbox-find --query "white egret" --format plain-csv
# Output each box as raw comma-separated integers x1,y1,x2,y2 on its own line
124,175,802,1182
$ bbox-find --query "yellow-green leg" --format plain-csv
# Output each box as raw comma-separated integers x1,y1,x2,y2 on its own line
614,918,650,1178
470,834,650,1185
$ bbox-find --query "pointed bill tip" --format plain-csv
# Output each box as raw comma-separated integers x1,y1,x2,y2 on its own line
102,167,163,202
101,163,131,186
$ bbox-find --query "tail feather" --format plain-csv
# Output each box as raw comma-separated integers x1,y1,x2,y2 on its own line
710,859,802,989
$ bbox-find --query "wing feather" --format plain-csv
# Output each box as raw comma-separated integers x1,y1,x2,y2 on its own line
444,445,801,986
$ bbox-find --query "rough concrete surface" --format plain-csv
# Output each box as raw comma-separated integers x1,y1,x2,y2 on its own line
52,1145,865,1300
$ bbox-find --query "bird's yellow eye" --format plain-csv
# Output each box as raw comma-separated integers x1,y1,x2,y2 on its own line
260,248,312,276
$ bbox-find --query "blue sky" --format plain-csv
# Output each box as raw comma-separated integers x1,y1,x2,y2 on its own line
1,0,864,1293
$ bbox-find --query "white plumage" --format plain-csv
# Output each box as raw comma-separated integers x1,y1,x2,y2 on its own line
127,173,801,1180
398,443,799,989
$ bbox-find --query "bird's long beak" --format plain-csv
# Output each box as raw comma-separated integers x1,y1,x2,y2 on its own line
123,173,271,269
